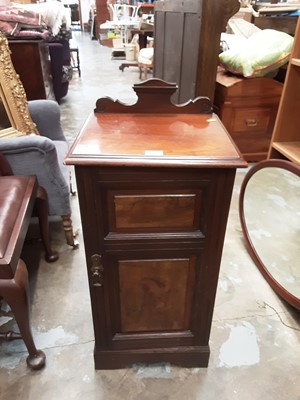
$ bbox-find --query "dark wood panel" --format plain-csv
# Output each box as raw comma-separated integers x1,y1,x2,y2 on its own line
252,16,298,35
94,346,210,369
195,0,239,101
229,131,271,155
153,11,164,78
114,193,196,229
118,258,195,332
231,107,271,133
95,0,111,45
161,12,184,85
8,40,53,100
103,249,204,352
180,13,201,102
154,0,240,103
96,170,214,238
113,191,197,230
214,68,282,161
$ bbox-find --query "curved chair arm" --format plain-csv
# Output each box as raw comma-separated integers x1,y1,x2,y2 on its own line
0,136,71,216
28,100,66,142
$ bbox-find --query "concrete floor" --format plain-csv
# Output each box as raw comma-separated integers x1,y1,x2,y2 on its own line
0,31,299,400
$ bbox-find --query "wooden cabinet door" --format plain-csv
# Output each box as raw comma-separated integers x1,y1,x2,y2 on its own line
75,165,236,368
99,250,203,342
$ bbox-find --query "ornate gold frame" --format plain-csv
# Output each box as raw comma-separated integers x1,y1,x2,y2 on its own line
0,32,38,138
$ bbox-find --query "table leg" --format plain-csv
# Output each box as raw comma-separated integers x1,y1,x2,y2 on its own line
35,187,59,263
0,260,46,370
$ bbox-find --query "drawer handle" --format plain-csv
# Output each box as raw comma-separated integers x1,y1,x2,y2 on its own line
245,118,258,127
91,254,104,287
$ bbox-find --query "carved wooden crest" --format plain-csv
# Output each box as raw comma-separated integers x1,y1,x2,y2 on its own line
95,79,212,114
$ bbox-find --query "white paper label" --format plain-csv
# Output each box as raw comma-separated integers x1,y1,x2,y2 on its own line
144,150,164,156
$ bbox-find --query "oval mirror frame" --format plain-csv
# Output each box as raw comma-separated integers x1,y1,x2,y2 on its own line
239,159,300,310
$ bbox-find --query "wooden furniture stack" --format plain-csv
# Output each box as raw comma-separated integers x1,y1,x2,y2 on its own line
252,3,299,35
214,68,283,162
8,40,54,101
65,79,247,369
96,0,112,47
268,16,300,165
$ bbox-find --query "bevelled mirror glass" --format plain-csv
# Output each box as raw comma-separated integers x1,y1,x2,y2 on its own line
239,159,300,310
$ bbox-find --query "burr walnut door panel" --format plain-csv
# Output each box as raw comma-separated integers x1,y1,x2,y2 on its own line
118,258,193,333
95,249,209,351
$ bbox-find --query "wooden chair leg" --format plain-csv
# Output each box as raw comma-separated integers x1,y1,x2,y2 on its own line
61,214,79,249
143,65,148,80
0,259,46,370
69,170,76,196
138,63,152,81
35,187,59,263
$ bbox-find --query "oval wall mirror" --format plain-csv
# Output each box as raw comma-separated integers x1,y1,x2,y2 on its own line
239,159,300,310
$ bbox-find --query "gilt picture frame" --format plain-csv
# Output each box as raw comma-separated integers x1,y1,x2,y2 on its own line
0,32,38,138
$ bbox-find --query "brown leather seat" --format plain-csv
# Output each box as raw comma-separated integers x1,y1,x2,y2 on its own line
0,176,35,278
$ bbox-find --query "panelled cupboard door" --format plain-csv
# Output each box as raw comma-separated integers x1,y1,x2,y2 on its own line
101,250,204,346
75,165,237,368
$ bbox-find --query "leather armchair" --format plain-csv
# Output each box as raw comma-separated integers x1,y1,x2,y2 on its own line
0,99,77,248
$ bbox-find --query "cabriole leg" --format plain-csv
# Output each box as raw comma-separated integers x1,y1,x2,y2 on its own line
0,260,46,370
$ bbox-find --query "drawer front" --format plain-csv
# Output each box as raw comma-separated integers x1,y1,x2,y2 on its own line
230,130,271,155
87,168,220,239
231,107,271,133
114,193,195,229
109,189,202,233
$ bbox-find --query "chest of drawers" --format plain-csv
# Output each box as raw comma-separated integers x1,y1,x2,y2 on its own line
214,69,282,161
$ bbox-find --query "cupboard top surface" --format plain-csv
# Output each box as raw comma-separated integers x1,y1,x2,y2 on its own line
65,112,246,168
215,69,283,97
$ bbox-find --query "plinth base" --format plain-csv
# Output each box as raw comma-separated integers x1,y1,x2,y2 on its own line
94,345,210,370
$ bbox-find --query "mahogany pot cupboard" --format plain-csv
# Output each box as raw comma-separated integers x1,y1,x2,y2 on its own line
65,80,247,369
